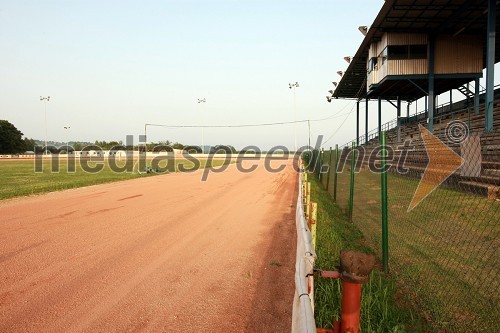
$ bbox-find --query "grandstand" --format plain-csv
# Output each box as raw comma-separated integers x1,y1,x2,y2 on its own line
331,0,500,199
320,1,500,331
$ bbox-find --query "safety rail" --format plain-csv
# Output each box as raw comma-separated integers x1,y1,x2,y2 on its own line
291,169,317,333
292,160,375,333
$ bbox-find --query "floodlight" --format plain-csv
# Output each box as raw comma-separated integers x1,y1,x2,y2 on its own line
358,26,368,36
337,71,343,77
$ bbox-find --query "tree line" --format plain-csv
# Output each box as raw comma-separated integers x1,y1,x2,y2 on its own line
1,120,236,154
0,120,37,154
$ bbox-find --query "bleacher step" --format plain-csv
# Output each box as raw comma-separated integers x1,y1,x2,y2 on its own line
483,169,500,177
459,181,500,200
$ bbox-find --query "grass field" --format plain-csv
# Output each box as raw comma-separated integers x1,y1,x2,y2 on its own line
310,175,422,332
0,158,231,200
319,164,500,332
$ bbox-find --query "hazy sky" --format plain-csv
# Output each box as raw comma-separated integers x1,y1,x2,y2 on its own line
0,1,496,150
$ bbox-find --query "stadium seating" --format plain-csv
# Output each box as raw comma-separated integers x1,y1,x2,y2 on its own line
355,92,500,199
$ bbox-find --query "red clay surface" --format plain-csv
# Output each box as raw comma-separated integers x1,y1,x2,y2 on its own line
0,159,298,332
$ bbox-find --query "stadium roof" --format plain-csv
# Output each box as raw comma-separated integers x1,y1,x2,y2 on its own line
333,0,500,101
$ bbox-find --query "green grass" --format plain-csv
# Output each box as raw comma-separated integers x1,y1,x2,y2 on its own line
0,157,231,200
310,175,422,332
319,164,500,332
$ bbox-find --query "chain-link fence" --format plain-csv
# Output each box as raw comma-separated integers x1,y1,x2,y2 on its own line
313,104,499,332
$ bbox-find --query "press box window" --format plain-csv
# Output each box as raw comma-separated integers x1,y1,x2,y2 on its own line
388,45,408,60
387,44,427,60
381,47,388,64
409,45,427,59
368,57,378,73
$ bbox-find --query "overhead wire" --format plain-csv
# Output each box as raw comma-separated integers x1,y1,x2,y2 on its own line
320,75,368,148
320,103,357,147
145,79,365,147
145,101,356,129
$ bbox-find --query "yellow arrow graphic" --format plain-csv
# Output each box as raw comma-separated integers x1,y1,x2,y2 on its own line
408,125,464,211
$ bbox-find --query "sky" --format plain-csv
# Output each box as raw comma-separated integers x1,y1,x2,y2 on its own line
0,0,497,150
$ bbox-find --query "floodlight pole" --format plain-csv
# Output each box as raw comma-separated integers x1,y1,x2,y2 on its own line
294,85,297,152
40,96,50,155
63,126,70,154
198,98,206,153
289,82,299,152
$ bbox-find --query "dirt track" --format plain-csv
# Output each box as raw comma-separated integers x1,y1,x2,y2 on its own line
0,159,298,332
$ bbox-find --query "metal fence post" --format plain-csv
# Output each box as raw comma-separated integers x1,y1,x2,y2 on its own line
326,147,333,191
315,150,321,178
309,150,316,173
348,142,356,222
381,131,389,273
333,144,339,202
319,148,324,183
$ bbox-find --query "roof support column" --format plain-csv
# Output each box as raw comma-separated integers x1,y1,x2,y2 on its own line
397,97,401,143
474,77,480,115
450,90,453,113
407,102,410,119
365,97,369,144
424,96,427,118
356,101,360,146
428,35,435,133
378,96,382,143
485,0,496,131
467,82,471,132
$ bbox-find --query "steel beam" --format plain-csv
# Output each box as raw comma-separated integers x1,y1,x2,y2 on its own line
450,90,453,113
485,0,496,131
365,97,369,144
385,98,398,109
378,96,382,142
425,96,428,117
397,97,401,142
428,35,435,133
475,77,480,115
356,101,360,146
407,79,428,95
467,82,471,132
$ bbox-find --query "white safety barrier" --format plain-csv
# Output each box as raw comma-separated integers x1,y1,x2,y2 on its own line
291,169,317,333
